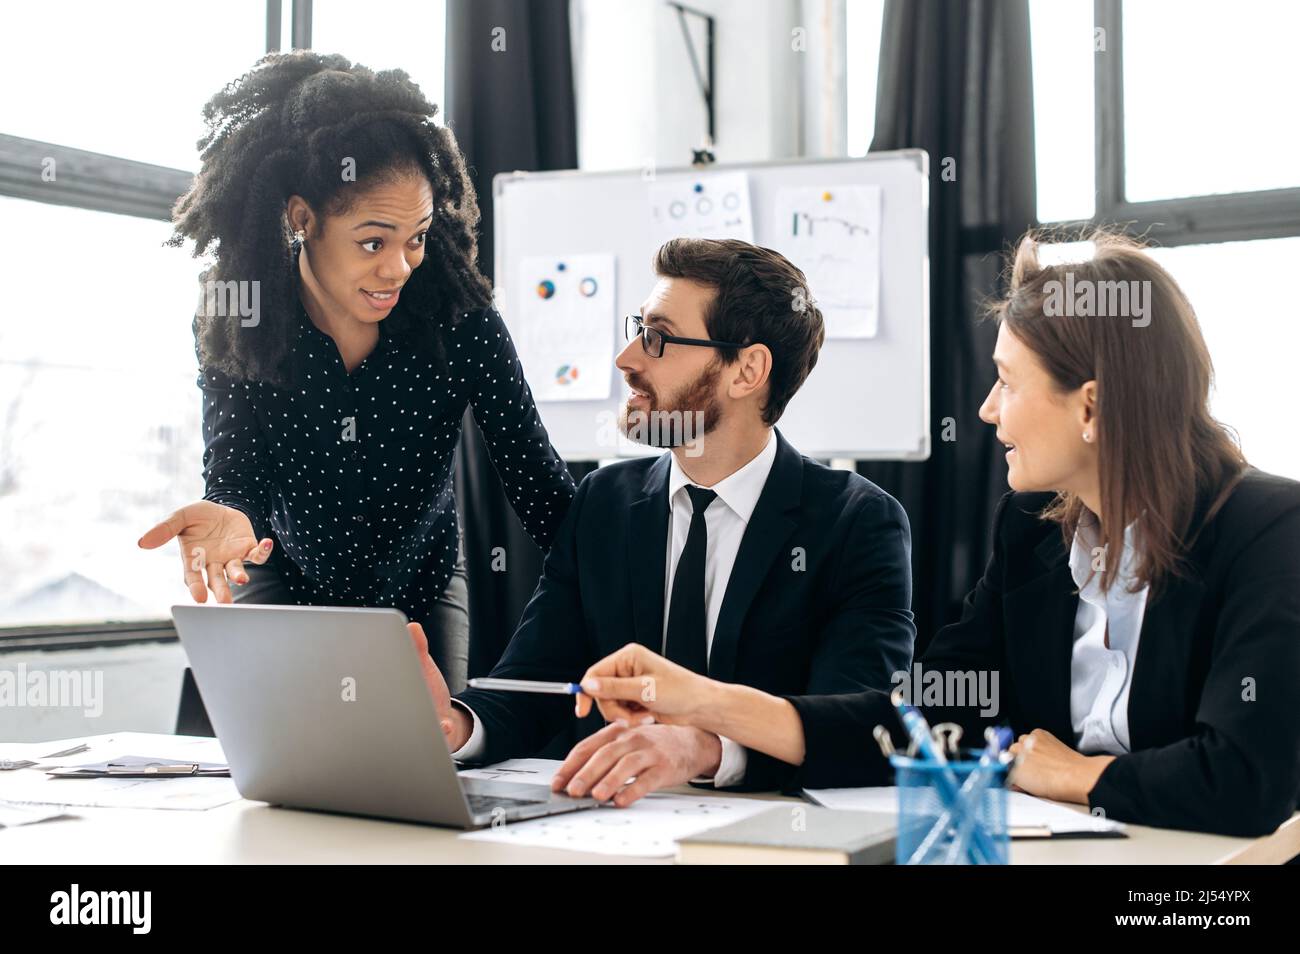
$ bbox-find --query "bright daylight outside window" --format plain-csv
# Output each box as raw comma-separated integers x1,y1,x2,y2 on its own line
1029,0,1300,481
0,1,448,628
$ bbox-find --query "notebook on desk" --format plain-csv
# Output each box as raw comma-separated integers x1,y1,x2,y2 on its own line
803,786,1128,838
677,806,898,864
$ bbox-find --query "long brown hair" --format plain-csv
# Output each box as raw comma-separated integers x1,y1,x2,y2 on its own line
986,228,1246,595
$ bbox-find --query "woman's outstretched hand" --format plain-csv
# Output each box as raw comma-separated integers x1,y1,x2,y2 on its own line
138,501,274,604
575,642,715,727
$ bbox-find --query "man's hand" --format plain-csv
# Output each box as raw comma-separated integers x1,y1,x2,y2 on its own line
407,622,472,751
1007,728,1115,804
550,722,723,808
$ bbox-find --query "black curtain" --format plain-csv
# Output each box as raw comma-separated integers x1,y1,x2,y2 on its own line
859,0,1038,652
445,0,596,679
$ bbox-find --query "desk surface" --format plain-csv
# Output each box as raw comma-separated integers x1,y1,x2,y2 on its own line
3,734,1297,864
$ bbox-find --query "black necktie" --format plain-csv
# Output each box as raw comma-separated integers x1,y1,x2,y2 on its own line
665,485,717,675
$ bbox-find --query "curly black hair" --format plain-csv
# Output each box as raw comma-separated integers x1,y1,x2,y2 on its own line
169,50,494,385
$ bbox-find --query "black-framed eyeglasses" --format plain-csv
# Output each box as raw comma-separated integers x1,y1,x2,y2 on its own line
624,314,745,359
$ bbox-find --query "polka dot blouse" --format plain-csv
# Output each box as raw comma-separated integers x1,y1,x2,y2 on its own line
198,304,576,623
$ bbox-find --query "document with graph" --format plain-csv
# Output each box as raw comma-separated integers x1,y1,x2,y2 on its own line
513,252,617,402
772,184,883,339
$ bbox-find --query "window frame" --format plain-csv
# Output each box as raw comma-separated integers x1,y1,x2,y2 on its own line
0,1,313,648
1080,0,1300,246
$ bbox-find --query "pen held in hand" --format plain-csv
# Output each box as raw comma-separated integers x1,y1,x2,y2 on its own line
466,677,584,695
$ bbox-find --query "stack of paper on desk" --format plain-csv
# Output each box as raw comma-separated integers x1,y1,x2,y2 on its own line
0,733,240,812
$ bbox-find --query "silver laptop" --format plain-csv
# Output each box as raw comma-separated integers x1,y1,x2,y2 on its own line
172,603,595,828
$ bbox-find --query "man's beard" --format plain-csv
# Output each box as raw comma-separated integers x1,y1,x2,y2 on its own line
619,360,722,449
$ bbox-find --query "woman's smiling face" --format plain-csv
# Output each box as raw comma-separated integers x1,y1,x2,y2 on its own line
288,173,434,325
979,322,1096,495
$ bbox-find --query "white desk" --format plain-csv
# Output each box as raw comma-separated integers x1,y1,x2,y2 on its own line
3,734,1297,864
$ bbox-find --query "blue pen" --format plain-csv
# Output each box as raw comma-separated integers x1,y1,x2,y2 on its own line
466,677,583,695
891,688,997,864
932,726,1013,864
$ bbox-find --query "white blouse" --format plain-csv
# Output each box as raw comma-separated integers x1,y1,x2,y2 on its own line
1068,512,1149,755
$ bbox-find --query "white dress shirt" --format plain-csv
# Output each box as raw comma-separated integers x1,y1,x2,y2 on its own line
452,431,779,790
1068,511,1148,755
661,428,778,786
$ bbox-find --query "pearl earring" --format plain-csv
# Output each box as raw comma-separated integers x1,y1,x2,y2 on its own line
1083,431,1093,443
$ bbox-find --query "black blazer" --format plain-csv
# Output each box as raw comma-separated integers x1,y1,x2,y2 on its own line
787,468,1300,836
455,429,916,790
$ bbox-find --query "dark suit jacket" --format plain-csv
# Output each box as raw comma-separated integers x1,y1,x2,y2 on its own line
455,429,916,790
787,468,1300,836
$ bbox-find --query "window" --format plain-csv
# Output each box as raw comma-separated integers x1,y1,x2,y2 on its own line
0,0,267,172
0,198,206,626
310,0,447,114
1122,0,1300,202
1029,0,1300,479
1147,238,1300,479
0,0,269,629
0,0,452,633
1029,0,1095,222
846,0,887,158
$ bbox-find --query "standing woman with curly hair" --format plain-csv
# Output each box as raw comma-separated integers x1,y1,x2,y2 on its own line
138,52,576,692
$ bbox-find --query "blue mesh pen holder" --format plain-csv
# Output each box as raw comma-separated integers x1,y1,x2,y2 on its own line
890,752,1010,865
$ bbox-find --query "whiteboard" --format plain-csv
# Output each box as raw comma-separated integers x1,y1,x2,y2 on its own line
492,151,930,461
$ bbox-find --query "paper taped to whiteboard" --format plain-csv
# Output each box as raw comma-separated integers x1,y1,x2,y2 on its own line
648,171,755,248
771,184,882,339
514,253,617,402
